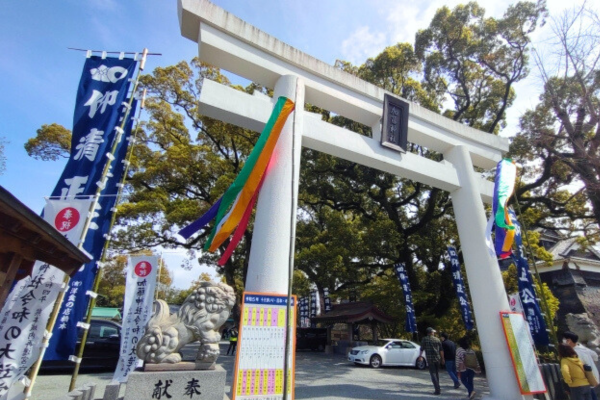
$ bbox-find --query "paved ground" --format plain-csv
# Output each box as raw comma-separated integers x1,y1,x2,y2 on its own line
24,342,490,400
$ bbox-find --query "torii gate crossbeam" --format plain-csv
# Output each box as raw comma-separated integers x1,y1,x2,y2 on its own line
177,1,531,399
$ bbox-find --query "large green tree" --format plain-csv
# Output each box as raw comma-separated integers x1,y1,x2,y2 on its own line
294,1,545,336
509,5,600,243
25,123,71,161
113,60,261,293
415,1,547,133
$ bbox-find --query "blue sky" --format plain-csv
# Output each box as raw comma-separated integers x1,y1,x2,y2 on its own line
0,0,585,287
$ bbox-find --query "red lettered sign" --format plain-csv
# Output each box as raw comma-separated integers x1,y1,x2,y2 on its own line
54,207,81,232
134,261,152,278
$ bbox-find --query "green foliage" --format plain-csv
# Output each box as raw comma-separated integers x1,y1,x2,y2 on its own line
96,253,174,307
508,4,600,240
358,43,441,112
415,1,546,133
25,123,71,161
111,59,254,295
97,255,127,308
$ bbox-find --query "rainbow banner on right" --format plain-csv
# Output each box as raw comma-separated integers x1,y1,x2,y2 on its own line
492,158,517,259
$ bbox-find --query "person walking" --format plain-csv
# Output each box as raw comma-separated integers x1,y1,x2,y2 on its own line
226,327,238,356
441,332,460,389
563,331,599,399
559,343,593,400
420,327,444,395
456,336,481,399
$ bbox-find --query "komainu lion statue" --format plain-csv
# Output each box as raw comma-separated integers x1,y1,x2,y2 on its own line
136,281,235,368
566,312,600,354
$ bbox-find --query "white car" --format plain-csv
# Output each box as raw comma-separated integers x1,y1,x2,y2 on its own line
348,339,427,369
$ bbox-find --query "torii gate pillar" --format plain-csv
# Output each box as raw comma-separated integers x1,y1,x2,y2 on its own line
445,146,527,400
245,75,304,293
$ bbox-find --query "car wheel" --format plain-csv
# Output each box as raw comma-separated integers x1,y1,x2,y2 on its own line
370,354,382,368
415,356,426,370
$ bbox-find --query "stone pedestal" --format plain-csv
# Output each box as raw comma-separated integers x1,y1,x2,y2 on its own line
124,365,227,400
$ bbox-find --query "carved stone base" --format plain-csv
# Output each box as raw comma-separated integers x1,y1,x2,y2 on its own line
124,365,227,400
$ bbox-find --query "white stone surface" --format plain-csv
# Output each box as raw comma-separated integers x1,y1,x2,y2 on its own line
124,366,227,400
198,79,496,203
246,75,304,294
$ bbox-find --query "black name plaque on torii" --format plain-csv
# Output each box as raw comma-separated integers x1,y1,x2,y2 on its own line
381,93,409,152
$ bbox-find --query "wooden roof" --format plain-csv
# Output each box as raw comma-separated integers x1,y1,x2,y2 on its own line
312,301,395,324
0,185,92,305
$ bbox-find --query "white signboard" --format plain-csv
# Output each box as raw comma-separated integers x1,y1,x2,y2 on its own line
232,293,296,400
112,255,158,383
0,198,91,399
500,312,547,395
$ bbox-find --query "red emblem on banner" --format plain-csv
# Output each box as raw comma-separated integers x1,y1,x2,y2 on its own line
54,207,80,232
134,261,152,278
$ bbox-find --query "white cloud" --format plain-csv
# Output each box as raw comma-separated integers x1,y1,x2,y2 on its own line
341,26,387,65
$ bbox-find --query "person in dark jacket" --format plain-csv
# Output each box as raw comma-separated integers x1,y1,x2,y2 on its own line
441,332,460,389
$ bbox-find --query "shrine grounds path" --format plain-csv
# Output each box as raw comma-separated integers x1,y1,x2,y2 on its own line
33,341,490,400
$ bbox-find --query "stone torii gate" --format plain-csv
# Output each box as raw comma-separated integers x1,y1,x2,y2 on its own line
178,1,532,399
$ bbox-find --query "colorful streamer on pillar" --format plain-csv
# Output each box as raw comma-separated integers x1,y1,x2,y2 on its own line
178,96,295,264
491,158,517,259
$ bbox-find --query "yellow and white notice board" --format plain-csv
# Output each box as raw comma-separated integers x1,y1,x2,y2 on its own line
500,311,547,395
232,292,297,400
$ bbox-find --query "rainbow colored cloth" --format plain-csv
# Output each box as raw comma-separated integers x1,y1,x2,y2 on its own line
178,96,295,265
492,158,517,259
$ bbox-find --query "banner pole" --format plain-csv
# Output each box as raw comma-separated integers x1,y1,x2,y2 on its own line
282,78,302,400
155,254,163,301
68,87,147,391
25,49,148,397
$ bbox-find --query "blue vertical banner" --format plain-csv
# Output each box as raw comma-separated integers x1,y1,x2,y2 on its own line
394,263,417,333
310,290,317,328
44,56,138,361
446,246,474,331
508,209,550,346
323,287,331,312
298,297,309,328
